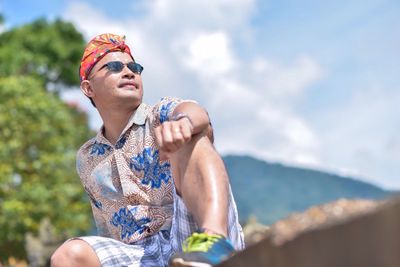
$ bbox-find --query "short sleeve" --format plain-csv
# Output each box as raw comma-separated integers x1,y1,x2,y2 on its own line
153,96,197,124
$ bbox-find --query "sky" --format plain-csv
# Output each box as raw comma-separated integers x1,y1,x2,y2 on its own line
1,0,399,189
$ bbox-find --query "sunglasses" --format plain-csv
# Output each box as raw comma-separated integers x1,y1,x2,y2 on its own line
90,61,144,79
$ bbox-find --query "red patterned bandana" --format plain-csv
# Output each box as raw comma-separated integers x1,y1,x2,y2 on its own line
79,33,133,81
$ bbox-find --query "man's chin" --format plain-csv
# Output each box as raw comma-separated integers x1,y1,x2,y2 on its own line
120,91,143,101
120,96,142,108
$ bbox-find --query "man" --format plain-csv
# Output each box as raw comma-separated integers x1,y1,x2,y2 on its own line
51,33,244,267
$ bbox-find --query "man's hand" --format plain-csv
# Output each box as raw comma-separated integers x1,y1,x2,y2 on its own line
154,116,194,158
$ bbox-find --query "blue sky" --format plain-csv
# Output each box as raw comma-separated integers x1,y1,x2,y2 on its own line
1,0,399,189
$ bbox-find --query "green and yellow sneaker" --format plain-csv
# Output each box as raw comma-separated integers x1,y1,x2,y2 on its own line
169,231,235,267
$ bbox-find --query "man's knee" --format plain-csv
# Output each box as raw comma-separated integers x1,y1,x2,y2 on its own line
205,123,214,144
187,124,214,149
51,240,94,267
51,245,65,267
184,124,216,158
170,124,217,191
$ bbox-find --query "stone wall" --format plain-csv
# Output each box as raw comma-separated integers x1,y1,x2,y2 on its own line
218,197,400,267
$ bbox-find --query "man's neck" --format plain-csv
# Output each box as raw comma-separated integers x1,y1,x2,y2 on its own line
99,106,137,145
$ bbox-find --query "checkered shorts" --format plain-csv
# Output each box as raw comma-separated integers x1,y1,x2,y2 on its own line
72,187,244,266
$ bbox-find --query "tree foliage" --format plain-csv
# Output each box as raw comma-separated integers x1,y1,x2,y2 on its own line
0,18,85,87
0,76,92,260
0,19,93,261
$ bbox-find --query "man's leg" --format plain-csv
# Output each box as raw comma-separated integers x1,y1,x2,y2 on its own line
169,126,229,237
51,240,101,267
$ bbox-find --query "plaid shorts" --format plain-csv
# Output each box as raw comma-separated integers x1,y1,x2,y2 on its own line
73,187,244,266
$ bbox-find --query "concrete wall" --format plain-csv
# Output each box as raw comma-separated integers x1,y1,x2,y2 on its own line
218,197,400,267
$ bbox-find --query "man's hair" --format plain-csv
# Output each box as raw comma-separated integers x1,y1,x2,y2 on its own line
89,97,96,108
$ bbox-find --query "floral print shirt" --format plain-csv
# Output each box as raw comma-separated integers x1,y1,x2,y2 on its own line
76,97,187,244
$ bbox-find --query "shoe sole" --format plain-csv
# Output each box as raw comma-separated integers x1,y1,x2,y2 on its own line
170,258,212,267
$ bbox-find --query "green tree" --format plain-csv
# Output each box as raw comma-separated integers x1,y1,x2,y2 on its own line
0,18,85,87
0,19,93,261
0,76,93,260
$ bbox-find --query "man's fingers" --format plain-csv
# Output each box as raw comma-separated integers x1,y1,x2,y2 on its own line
156,120,193,154
154,126,163,148
161,122,173,143
180,121,192,142
172,127,185,148
161,122,179,152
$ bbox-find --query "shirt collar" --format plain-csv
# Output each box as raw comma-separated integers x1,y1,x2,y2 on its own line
128,102,148,126
94,103,149,145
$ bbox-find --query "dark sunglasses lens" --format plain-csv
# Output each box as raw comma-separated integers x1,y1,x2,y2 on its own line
106,61,125,72
127,62,144,74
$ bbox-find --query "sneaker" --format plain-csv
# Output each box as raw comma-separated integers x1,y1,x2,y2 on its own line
169,231,235,267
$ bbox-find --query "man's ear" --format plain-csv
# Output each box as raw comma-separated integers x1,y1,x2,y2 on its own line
80,80,94,98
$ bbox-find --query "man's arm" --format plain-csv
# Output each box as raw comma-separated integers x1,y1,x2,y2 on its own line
154,101,210,156
172,101,210,135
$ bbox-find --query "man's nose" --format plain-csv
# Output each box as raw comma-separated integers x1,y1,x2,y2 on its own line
122,66,135,79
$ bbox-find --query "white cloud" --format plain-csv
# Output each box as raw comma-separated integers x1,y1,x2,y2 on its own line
62,0,323,173
385,134,400,159
316,85,400,189
249,56,323,98
60,0,399,190
141,0,256,32
63,2,128,39
254,107,320,165
205,52,323,168
176,32,236,77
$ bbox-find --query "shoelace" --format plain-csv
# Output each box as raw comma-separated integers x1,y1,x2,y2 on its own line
182,232,222,253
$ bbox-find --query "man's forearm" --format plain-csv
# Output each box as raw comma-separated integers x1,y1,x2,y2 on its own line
172,102,210,135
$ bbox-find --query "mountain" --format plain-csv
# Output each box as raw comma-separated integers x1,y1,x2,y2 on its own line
223,155,392,225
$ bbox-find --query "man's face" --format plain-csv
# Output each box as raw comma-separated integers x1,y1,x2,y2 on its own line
83,51,144,109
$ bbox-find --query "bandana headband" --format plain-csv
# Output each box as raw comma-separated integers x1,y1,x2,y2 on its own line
79,33,133,81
